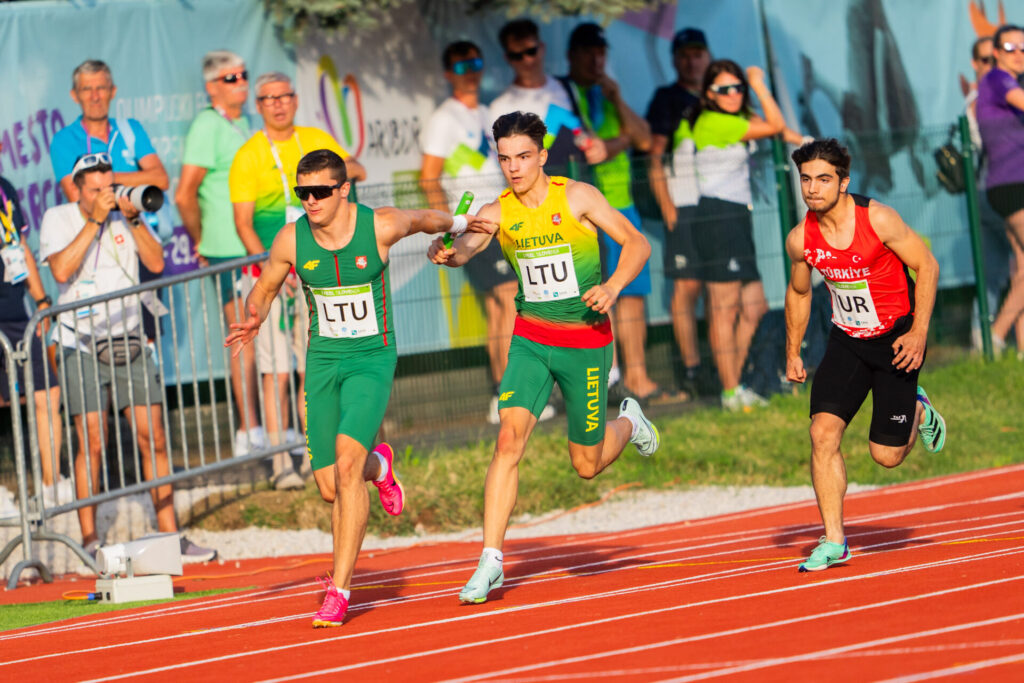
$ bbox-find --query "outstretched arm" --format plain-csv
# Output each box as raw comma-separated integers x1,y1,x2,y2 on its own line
427,199,501,268
870,202,939,371
568,181,650,314
784,224,812,383
224,223,296,356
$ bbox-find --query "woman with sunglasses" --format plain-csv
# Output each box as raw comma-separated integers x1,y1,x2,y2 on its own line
976,24,1024,357
688,59,803,411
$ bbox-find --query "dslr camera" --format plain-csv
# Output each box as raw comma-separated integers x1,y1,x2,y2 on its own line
113,184,164,212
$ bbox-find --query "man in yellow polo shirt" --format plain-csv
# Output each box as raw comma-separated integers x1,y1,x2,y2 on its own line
229,71,366,489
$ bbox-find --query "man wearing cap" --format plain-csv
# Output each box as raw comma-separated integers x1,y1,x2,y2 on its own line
563,22,665,404
39,153,216,563
646,28,712,398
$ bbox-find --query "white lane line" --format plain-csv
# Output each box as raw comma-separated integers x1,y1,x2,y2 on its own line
875,651,1024,682
68,545,1024,681
5,507,1023,651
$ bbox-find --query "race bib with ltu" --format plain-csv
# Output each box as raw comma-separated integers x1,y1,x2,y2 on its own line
311,284,378,338
516,244,580,303
826,279,881,330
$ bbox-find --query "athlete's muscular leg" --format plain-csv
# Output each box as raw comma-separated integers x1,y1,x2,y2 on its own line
869,400,925,467
483,407,538,550
808,412,848,544
567,417,632,480
313,435,382,589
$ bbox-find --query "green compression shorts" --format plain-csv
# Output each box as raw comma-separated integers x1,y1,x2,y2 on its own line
304,344,397,471
498,335,612,446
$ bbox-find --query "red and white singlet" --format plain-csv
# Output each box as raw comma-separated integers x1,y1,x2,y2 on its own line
803,194,914,339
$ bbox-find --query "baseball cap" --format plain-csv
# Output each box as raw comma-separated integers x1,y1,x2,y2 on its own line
672,27,708,52
568,22,608,51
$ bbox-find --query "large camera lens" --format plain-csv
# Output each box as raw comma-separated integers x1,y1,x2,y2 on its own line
113,184,164,212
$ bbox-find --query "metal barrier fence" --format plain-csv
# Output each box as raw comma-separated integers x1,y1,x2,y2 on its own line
0,256,307,587
0,117,1004,587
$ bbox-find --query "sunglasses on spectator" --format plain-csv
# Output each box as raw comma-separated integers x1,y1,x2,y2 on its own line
71,152,112,177
710,83,746,96
451,57,484,75
294,183,342,201
216,71,248,84
978,56,995,65
506,45,540,61
257,92,296,105
1000,42,1024,53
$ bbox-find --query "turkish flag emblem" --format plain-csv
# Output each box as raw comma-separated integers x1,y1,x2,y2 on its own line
552,213,562,225
355,255,367,269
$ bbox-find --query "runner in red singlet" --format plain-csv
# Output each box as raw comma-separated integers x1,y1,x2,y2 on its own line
784,139,947,572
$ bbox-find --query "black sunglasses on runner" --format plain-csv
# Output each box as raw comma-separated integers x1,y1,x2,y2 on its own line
506,45,540,61
219,71,248,83
294,182,342,201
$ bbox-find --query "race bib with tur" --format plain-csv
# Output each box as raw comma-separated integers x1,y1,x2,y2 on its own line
826,279,881,330
311,284,378,338
516,244,580,303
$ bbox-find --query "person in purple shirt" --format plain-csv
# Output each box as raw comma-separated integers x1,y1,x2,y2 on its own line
976,24,1024,355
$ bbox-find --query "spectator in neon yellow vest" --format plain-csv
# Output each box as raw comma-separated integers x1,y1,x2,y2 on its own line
565,22,665,405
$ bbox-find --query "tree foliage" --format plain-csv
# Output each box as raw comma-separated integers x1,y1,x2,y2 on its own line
263,0,662,42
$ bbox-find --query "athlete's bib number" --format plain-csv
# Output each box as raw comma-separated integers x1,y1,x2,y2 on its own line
516,244,580,302
826,279,880,330
311,284,378,338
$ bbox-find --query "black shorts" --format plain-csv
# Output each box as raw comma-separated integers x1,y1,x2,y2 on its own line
465,237,516,292
663,205,702,280
986,183,1024,220
0,319,58,401
693,196,761,282
810,315,921,447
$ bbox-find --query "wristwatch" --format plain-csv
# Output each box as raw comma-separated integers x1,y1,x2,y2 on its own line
35,295,51,306
86,217,102,227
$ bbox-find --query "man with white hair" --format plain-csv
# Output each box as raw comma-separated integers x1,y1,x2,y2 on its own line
175,50,264,458
228,72,365,489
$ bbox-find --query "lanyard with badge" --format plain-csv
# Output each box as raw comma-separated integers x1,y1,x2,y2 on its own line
263,130,306,223
215,106,248,140
0,186,29,285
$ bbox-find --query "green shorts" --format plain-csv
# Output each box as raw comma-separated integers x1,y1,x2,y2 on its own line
498,335,612,446
304,344,397,471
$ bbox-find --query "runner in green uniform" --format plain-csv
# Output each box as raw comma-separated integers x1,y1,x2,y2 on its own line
226,149,495,627
429,111,661,604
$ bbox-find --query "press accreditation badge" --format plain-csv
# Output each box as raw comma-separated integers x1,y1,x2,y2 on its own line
311,284,378,338
0,243,28,284
516,244,580,303
826,279,880,330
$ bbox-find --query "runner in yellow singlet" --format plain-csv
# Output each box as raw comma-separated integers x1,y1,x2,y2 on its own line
429,111,661,604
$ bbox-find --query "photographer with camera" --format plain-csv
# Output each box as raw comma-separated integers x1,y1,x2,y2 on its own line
38,153,216,563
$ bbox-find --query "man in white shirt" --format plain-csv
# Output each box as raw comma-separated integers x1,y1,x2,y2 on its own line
420,40,552,423
39,153,215,562
489,19,607,173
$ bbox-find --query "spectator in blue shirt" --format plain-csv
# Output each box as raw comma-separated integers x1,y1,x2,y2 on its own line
49,60,169,202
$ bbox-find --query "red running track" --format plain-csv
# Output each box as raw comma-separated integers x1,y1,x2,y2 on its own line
3,465,1024,682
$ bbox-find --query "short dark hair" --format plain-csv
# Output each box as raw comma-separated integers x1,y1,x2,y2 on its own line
492,111,547,151
296,149,348,185
972,35,994,61
72,162,112,189
994,24,1024,50
498,18,539,50
791,138,852,179
442,40,481,70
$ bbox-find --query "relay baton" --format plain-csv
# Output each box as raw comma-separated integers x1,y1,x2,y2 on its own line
443,191,474,248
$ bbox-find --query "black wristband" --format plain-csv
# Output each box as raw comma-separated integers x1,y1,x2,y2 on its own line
86,217,102,227
35,295,51,306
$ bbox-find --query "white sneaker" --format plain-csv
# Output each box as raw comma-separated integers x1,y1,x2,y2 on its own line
738,385,768,408
538,403,556,421
487,396,500,425
618,397,660,457
233,429,250,456
721,390,745,412
285,428,307,456
273,469,305,490
42,477,73,507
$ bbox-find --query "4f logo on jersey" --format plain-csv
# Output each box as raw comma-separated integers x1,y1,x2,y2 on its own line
355,255,367,269
303,259,320,271
508,221,524,232
551,213,562,226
